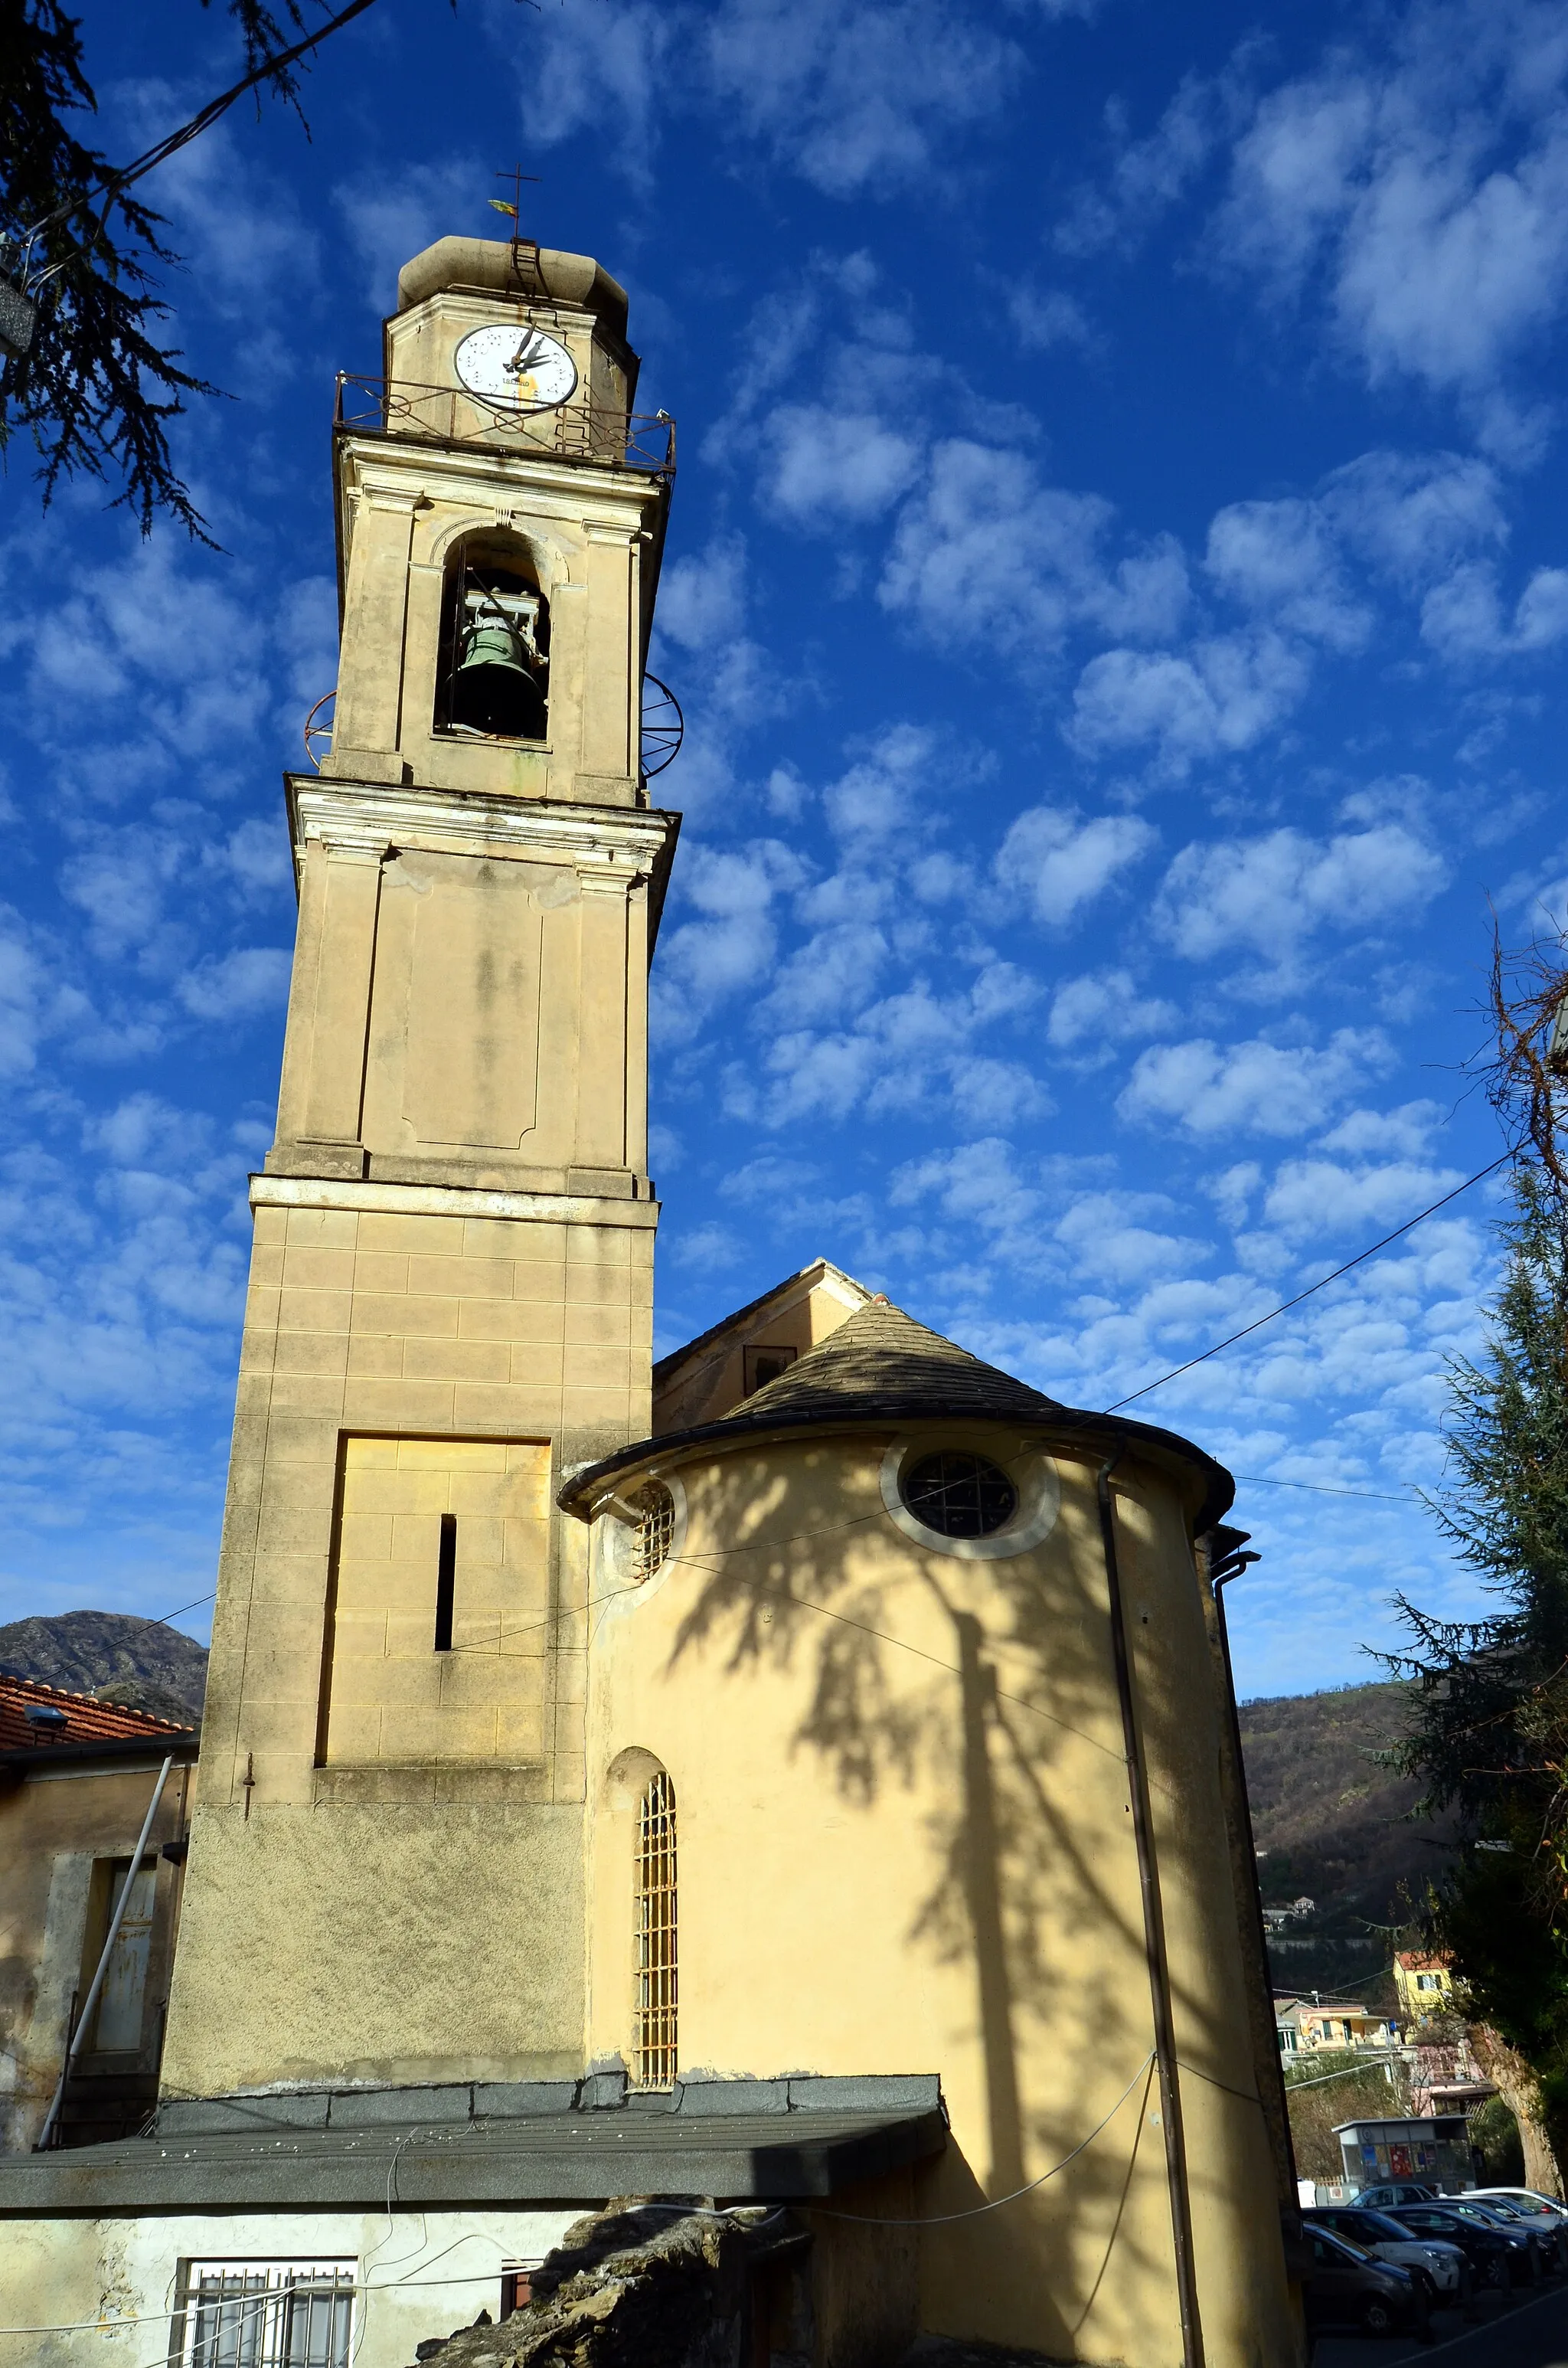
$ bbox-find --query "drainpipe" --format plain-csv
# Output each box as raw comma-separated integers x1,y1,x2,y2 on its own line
38,1754,174,2150
1096,1444,1205,2368
1209,1542,1298,2193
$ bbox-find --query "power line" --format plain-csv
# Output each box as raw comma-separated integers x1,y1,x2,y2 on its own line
1233,1475,1415,1503
1105,1152,1511,1412
13,0,383,260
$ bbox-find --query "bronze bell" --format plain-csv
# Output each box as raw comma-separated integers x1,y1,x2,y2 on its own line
450,602,545,738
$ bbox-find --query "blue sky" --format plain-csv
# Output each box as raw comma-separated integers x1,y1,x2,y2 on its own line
4,0,1567,1696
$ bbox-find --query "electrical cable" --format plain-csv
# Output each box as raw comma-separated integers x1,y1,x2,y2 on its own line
812,2052,1157,2226
1102,1151,1511,1412
1231,1475,1415,1501
8,0,382,267
0,2208,789,2340
117,1152,1508,1655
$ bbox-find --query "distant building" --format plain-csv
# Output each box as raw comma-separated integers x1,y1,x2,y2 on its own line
1276,1996,1395,2054
0,1673,198,2149
1394,1951,1457,2024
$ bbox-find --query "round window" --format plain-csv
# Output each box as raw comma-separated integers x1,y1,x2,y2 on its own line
900,1451,1018,1539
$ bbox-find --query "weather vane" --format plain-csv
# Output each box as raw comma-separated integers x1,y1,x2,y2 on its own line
490,165,542,278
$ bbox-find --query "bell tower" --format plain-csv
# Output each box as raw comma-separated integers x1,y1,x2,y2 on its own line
161,237,678,2100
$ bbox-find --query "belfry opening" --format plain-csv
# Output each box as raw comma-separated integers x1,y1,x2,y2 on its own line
435,531,549,742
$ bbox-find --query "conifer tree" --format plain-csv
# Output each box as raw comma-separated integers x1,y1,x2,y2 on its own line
1394,1063,1568,2173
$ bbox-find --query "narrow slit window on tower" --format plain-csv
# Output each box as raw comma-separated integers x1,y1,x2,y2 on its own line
434,535,550,743
434,1514,456,1653
634,1771,678,2088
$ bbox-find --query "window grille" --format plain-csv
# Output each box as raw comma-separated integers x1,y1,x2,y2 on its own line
171,2260,356,2368
631,1482,675,1583
900,1450,1018,1539
634,1770,678,2088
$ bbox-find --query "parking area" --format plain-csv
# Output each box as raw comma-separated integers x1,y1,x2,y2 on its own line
1313,2278,1568,2365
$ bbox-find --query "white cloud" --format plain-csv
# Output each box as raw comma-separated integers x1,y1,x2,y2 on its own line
1318,450,1507,584
995,806,1158,927
1008,286,1097,352
1262,1153,1464,1240
1069,631,1309,770
521,0,1023,196
822,725,937,842
1055,69,1245,256
652,840,807,1042
334,160,479,309
1205,498,1372,651
1212,7,1568,453
1047,970,1181,1051
880,441,1189,656
178,949,292,1022
1118,1029,1393,1137
1153,823,1449,966
656,537,750,653
1420,560,1568,656
1319,1100,1447,1156
704,0,1023,196
766,406,922,527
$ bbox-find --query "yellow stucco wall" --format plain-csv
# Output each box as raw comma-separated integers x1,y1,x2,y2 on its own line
582,1424,1300,2368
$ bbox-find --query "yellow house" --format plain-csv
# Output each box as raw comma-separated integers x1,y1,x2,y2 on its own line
1394,1952,1458,2025
0,234,1304,2368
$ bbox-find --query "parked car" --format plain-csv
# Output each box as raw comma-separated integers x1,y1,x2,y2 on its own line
1470,2186,1568,2219
1353,2182,1439,2209
1468,2187,1568,2265
1457,2191,1564,2272
1306,2206,1468,2301
1387,2200,1539,2287
1302,2225,1431,2340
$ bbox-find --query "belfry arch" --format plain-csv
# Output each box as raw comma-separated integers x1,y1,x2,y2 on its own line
433,529,550,744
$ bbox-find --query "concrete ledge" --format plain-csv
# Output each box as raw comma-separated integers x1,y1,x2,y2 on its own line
251,1176,661,1227
0,2106,946,2215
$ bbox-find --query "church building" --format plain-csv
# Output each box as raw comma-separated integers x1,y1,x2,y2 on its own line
0,235,1305,2368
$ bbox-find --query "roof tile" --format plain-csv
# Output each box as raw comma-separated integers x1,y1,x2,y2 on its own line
0,1671,196,1755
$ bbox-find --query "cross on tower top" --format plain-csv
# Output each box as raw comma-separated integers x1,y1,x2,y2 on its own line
489,165,542,277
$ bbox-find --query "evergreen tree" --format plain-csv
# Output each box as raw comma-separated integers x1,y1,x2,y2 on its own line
1394,1163,1568,2173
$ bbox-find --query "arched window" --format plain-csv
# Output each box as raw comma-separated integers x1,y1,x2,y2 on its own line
630,1482,675,1583
634,1770,677,2088
434,532,550,743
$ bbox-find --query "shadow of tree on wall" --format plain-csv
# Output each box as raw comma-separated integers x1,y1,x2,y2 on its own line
659,1440,1257,2357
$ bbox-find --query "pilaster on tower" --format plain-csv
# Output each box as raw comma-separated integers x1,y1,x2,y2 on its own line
160,237,679,2102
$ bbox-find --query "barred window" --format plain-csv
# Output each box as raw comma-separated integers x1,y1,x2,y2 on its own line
631,1482,675,1583
172,2260,356,2368
900,1451,1017,1539
634,1770,678,2088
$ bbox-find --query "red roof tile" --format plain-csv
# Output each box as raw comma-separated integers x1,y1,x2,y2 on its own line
0,1672,196,1755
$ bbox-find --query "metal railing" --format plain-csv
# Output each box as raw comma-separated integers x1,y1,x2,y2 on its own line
334,373,676,476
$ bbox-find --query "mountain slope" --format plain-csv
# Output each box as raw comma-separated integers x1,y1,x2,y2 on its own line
0,1611,207,1725
1238,1680,1454,1999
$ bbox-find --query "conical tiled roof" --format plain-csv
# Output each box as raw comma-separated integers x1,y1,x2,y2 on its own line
560,1291,1234,1530
727,1297,1067,1429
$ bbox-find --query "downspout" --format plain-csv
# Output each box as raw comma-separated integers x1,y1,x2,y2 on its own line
1210,1546,1297,2193
38,1753,174,2150
1096,1444,1205,2368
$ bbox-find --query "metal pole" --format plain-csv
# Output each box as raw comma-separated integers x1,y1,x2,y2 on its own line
38,1754,173,2150
1097,1445,1206,2368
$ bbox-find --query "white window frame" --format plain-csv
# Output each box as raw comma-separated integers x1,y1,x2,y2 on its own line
169,2258,358,2368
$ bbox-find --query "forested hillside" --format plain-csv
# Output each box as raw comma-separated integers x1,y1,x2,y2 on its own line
1238,1680,1453,1998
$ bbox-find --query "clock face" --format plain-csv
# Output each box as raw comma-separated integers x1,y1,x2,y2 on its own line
453,322,579,414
